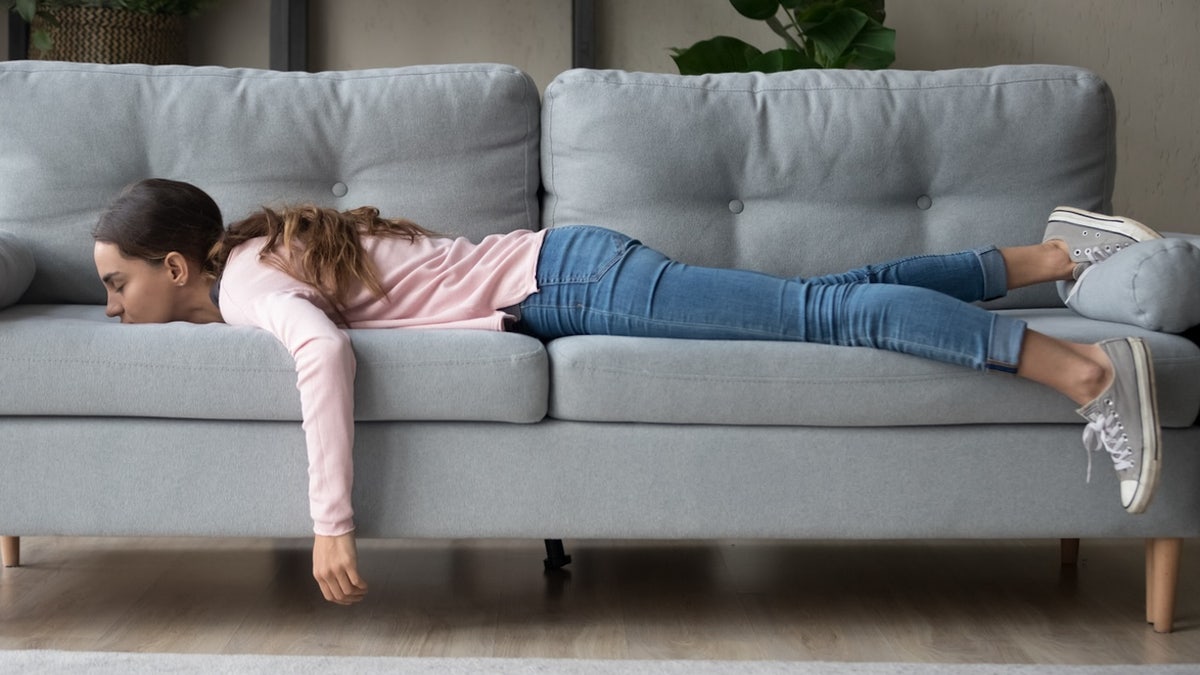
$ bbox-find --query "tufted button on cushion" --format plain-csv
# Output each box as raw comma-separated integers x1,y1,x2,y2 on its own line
332,182,348,197
728,199,744,214
916,195,932,210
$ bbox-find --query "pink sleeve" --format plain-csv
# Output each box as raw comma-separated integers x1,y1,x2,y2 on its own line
250,291,358,536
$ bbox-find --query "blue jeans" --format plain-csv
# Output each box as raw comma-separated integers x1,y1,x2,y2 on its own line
514,225,1027,373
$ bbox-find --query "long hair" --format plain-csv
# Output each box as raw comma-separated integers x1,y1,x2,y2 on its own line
209,205,436,310
94,178,225,278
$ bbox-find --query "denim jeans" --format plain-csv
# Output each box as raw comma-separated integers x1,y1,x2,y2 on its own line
514,225,1027,373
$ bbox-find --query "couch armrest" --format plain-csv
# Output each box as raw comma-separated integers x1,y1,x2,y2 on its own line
0,230,35,309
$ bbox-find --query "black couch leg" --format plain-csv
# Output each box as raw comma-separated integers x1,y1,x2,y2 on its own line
544,539,572,570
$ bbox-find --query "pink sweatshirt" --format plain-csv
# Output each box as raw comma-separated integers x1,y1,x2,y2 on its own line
218,228,547,536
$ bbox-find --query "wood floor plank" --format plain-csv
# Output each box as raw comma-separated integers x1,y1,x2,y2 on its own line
0,536,1196,663
0,538,177,651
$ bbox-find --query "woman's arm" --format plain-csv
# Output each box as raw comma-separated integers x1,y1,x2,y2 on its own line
249,290,367,603
255,291,358,534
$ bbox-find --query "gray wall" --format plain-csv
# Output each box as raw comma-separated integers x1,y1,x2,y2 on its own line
6,0,1197,233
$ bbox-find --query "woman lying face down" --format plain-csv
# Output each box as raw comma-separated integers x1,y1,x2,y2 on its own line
92,177,1166,605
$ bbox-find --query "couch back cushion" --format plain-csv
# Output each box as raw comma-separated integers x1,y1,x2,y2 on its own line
0,62,541,305
542,66,1116,309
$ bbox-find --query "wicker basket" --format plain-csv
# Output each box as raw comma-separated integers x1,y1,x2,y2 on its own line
30,6,187,65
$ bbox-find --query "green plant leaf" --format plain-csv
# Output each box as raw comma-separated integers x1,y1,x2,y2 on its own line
843,20,895,69
779,0,818,9
31,30,52,52
860,0,886,23
783,0,884,24
672,0,894,74
803,7,869,67
14,0,38,22
670,36,763,75
749,48,819,72
790,0,837,27
730,0,780,21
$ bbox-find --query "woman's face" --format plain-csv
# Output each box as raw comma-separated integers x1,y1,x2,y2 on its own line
93,242,179,324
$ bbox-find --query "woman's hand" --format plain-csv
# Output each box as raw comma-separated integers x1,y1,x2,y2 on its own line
312,532,368,605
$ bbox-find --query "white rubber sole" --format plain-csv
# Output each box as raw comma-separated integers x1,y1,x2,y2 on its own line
1049,207,1163,243
1125,337,1161,514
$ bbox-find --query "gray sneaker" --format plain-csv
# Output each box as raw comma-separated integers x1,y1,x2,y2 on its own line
1077,337,1161,514
1044,207,1163,279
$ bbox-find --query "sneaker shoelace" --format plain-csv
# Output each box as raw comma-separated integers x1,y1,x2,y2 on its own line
1081,409,1134,483
1064,242,1125,294
1070,241,1123,302
1078,242,1125,264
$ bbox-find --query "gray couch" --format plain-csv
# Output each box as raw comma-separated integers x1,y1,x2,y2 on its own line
1,61,1197,632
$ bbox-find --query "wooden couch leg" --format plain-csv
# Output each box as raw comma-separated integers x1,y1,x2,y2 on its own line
1147,539,1156,624
1,536,18,567
1147,538,1182,633
1061,538,1080,567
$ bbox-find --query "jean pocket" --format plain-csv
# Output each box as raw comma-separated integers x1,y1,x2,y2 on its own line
537,225,634,286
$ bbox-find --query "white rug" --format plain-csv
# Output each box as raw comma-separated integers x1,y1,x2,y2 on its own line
2,651,1198,674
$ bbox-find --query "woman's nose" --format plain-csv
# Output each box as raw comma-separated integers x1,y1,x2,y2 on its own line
105,296,122,319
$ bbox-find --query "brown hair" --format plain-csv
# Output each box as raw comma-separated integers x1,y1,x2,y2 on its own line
98,179,436,320
94,178,225,278
209,204,436,311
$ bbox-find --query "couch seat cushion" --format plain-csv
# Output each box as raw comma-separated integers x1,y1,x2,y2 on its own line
0,305,547,423
547,309,1200,428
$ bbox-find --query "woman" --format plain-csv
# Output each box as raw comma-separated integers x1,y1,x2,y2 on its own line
93,178,1162,605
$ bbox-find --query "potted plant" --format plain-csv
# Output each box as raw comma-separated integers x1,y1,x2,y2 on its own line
5,0,218,64
671,0,895,74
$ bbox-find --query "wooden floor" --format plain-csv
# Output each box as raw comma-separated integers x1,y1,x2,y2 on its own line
0,537,1197,664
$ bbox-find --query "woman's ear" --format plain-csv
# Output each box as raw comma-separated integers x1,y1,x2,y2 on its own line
163,251,190,286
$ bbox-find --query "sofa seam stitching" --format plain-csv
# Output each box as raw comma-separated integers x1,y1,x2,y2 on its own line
552,74,1101,95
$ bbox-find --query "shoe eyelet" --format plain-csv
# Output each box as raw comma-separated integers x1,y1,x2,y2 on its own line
1074,249,1083,256
1082,231,1089,236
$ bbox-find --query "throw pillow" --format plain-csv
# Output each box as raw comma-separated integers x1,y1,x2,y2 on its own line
1058,236,1200,334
